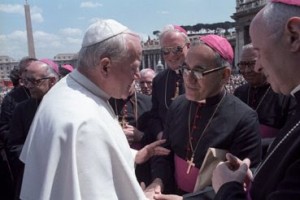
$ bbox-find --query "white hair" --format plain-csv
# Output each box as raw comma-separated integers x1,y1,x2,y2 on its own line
159,24,190,44
140,68,155,78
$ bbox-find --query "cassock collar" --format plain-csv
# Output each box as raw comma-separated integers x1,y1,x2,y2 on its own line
251,83,270,90
292,89,300,105
69,69,110,101
204,90,226,106
291,84,300,97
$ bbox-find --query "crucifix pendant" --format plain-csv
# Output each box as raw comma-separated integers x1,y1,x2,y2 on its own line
186,156,195,174
171,82,179,100
120,116,127,128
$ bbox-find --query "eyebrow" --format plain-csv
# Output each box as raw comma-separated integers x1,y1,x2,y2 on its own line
192,65,207,71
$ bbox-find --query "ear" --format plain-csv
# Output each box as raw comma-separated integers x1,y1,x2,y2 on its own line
221,67,231,83
223,67,231,78
286,17,300,52
49,77,57,86
99,57,111,77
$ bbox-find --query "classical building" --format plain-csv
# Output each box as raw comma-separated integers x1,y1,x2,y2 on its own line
0,56,18,81
232,0,267,60
0,0,267,81
53,53,78,68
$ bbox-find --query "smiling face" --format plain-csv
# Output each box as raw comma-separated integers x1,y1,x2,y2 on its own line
184,44,227,101
238,46,266,87
160,31,188,70
24,61,56,99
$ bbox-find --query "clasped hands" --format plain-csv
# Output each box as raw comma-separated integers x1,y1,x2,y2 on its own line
212,153,253,193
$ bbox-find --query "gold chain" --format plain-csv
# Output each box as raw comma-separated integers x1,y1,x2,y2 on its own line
247,85,271,111
254,120,300,177
188,91,226,160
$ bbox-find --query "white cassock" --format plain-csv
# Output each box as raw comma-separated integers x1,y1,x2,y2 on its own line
20,69,147,200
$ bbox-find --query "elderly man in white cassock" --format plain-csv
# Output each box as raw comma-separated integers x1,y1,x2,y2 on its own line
19,19,169,200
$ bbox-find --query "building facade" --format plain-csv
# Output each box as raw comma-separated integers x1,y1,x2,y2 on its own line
232,0,267,61
0,56,18,81
0,0,267,81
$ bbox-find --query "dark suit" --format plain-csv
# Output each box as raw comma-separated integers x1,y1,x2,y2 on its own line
215,90,300,200
150,69,184,138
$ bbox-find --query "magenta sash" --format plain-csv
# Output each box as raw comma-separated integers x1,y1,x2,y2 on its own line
174,155,199,192
260,124,279,138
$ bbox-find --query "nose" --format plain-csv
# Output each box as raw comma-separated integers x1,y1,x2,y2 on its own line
254,59,262,73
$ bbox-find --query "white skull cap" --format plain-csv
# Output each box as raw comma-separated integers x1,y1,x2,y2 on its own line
82,19,129,47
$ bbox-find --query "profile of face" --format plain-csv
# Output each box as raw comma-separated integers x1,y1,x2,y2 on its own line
183,44,226,101
160,31,188,70
238,46,266,86
23,61,56,99
250,9,289,94
139,70,155,95
108,34,142,99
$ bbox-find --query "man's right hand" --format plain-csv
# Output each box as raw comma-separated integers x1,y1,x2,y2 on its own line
142,178,163,200
212,153,253,193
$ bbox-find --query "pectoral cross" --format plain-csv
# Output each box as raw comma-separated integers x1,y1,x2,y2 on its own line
120,116,127,128
186,156,195,174
171,82,179,100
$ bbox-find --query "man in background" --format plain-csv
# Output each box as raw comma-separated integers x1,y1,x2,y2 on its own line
234,43,295,157
139,68,155,95
7,60,60,200
150,24,190,141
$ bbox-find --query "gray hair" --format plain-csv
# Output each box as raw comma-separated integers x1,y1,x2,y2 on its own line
159,24,190,44
140,68,155,78
45,65,59,81
18,56,37,74
190,39,231,69
242,43,253,50
77,31,140,70
262,2,300,40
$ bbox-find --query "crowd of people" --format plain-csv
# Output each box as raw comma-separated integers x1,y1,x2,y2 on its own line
0,0,300,199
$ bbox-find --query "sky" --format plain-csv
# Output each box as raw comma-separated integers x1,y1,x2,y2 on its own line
0,0,236,61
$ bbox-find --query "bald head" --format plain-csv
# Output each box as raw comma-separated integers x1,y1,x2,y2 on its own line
24,61,59,99
249,2,300,94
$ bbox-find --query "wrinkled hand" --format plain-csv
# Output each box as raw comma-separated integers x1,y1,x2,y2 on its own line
123,124,144,144
135,139,170,164
154,194,183,200
142,178,163,200
212,153,253,193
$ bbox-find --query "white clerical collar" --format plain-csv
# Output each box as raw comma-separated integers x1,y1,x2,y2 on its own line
175,69,180,74
291,84,300,97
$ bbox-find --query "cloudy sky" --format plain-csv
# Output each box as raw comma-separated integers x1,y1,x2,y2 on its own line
0,0,236,60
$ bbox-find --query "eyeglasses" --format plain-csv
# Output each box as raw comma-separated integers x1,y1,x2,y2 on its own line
237,60,256,73
182,65,226,80
161,44,186,56
23,77,51,86
139,81,152,86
